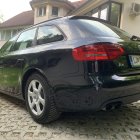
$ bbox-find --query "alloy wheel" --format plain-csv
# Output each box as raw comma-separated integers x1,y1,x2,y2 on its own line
28,80,45,116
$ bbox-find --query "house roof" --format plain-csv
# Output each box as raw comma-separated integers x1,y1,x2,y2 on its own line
30,0,75,9
68,0,93,15
0,11,34,29
0,0,87,29
72,0,88,8
30,0,87,8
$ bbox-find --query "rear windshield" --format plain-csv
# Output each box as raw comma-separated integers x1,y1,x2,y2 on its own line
73,19,131,39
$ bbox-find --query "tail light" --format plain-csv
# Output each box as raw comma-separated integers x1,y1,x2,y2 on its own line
72,43,124,61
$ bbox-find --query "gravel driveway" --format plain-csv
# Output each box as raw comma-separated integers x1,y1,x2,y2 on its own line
0,93,140,140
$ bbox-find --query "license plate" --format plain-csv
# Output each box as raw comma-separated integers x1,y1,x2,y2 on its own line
129,55,140,67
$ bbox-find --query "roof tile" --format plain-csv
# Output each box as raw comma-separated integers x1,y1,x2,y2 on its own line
0,11,34,28
71,0,88,8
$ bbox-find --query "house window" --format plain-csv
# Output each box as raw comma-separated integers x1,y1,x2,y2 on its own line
100,4,109,20
52,7,59,16
0,30,5,40
0,30,12,40
5,31,11,40
37,6,46,17
0,28,24,41
92,8,99,18
12,30,18,37
85,2,122,27
110,3,122,27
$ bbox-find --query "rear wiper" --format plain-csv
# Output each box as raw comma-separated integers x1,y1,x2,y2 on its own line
131,35,140,41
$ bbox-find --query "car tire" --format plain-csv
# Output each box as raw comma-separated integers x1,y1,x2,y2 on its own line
25,73,60,124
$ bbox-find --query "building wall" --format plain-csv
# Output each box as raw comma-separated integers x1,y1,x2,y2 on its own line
34,4,69,24
113,0,140,37
34,4,50,24
48,5,69,20
71,0,140,37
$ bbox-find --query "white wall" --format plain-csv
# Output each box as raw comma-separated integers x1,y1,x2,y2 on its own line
34,5,50,24
113,0,140,37
71,0,140,37
0,40,6,48
34,4,69,24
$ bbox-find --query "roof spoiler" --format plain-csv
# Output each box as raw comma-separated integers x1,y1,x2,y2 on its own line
69,15,112,25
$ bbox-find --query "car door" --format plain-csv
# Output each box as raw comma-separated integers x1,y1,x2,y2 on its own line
0,27,37,96
0,34,19,92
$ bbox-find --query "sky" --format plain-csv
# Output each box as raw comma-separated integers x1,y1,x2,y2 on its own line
0,0,79,21
0,0,31,21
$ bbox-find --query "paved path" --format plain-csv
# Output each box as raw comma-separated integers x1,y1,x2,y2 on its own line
0,93,140,140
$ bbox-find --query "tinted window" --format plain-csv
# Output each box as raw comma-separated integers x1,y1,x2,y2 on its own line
1,34,19,53
74,19,131,39
108,25,131,39
37,26,64,45
10,28,36,52
92,8,99,18
75,19,119,38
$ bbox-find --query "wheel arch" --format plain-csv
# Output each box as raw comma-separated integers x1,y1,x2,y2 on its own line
21,68,48,99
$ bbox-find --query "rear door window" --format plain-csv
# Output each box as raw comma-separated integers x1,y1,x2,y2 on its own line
36,25,64,45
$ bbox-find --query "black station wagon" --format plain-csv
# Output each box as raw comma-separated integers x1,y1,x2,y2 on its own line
1,16,140,124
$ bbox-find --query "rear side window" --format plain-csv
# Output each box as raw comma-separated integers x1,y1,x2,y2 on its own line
73,19,131,39
37,25,64,45
10,28,36,52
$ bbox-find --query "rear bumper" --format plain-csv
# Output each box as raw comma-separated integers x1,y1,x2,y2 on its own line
54,74,140,111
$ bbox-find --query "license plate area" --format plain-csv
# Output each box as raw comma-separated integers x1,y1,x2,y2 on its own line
129,55,140,67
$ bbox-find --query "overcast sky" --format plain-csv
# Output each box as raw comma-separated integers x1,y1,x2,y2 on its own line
0,0,78,21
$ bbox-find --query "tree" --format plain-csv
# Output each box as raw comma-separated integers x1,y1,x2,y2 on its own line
0,14,3,23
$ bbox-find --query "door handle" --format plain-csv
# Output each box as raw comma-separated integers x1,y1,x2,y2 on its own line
17,59,24,62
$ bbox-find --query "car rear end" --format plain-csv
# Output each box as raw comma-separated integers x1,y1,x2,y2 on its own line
55,16,140,111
